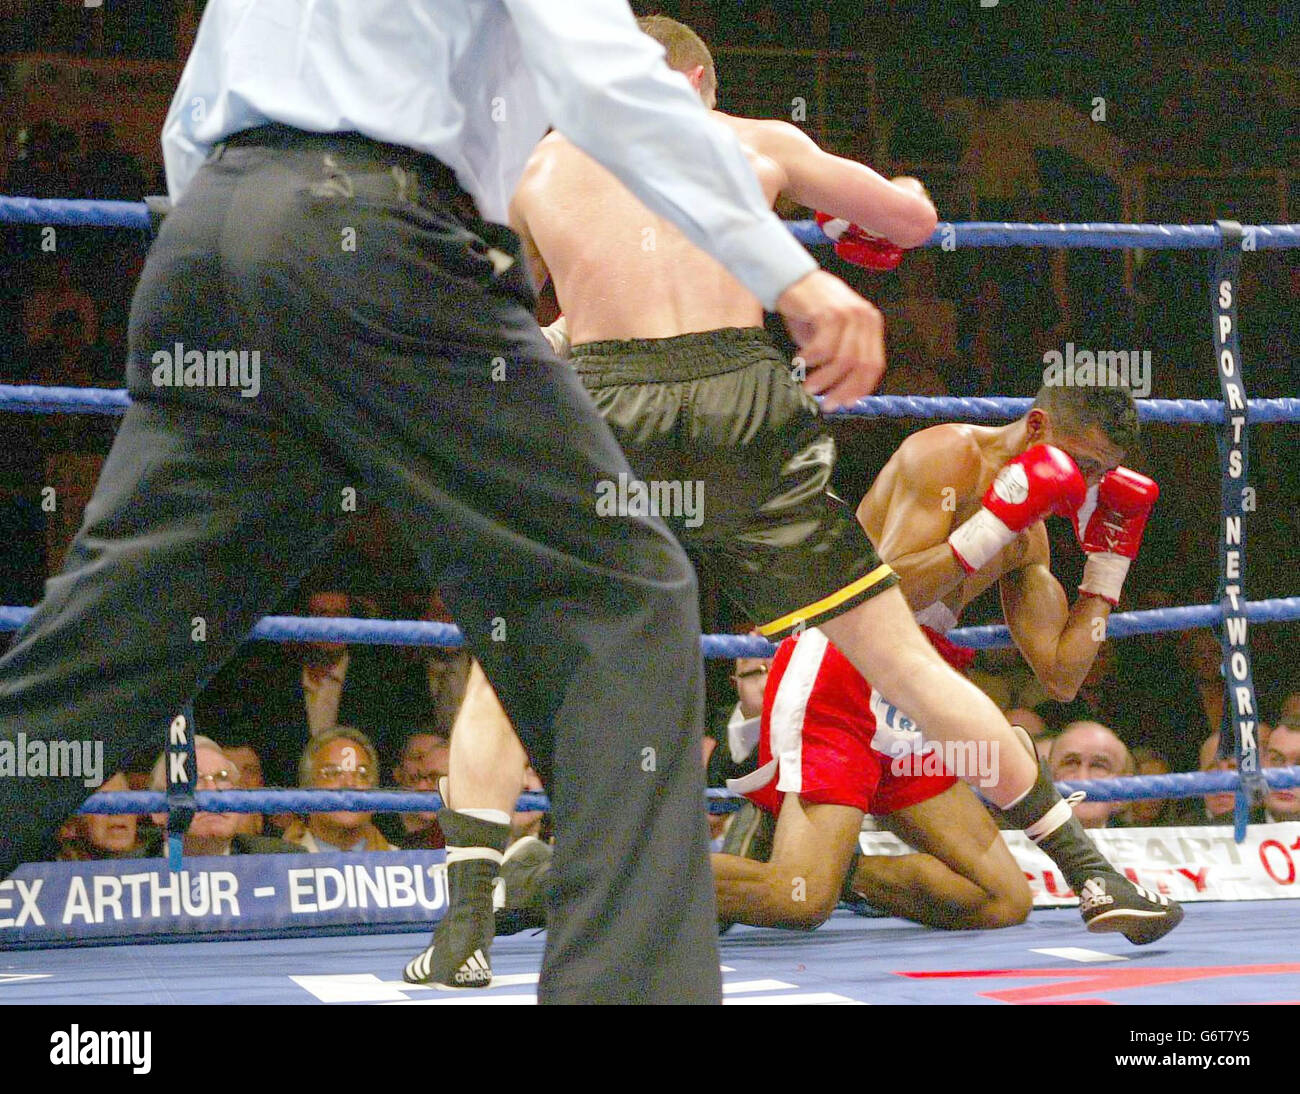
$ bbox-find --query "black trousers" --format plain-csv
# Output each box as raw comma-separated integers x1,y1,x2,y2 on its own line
0,130,720,1004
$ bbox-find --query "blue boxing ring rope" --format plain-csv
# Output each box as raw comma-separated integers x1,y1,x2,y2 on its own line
2,196,1299,852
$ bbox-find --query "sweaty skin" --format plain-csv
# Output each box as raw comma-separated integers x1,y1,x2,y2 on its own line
510,113,935,345
856,415,1125,701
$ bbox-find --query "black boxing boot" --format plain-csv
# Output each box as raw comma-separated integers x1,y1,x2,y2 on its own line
403,808,511,988
494,835,551,937
1000,731,1182,945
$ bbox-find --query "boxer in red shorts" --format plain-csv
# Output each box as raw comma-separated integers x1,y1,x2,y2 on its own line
718,622,1031,931
744,625,971,823
714,382,1182,941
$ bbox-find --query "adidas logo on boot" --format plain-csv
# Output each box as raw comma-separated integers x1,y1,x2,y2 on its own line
453,949,493,986
1078,877,1115,913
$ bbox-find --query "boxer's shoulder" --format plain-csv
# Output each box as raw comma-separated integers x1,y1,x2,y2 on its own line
894,423,983,484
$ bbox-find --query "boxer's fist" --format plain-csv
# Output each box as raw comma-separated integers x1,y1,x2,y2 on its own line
1075,467,1159,604
815,211,904,272
948,445,1086,575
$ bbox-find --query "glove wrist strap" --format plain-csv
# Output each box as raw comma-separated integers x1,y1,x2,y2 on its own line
947,507,1016,574
1079,551,1131,604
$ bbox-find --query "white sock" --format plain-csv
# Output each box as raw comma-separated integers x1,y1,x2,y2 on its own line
460,807,511,826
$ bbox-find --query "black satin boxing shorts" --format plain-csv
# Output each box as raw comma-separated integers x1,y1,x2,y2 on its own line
571,326,897,639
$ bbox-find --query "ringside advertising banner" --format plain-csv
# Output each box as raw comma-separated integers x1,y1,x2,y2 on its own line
861,823,1300,904
0,851,448,946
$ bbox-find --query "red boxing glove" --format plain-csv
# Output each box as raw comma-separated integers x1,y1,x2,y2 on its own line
948,445,1087,574
1073,467,1159,604
815,211,904,272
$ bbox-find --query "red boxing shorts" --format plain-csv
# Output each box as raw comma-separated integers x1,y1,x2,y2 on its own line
738,624,970,816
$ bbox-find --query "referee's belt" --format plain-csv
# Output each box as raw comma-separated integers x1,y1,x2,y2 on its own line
218,124,478,220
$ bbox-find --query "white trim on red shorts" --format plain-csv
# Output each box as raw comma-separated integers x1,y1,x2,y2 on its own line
768,627,831,795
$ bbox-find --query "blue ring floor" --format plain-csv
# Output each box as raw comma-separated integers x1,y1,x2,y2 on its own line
2,902,1297,1005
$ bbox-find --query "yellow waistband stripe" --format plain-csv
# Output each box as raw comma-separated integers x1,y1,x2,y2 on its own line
758,563,896,637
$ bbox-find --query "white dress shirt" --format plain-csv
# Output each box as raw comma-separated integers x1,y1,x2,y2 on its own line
161,0,816,308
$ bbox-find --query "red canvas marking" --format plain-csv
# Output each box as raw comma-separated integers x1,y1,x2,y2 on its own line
901,964,1300,1004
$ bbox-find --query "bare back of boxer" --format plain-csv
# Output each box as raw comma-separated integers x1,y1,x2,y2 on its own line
510,113,930,344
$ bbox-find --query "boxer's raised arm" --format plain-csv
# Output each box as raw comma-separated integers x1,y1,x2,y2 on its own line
754,121,938,248
999,539,1111,702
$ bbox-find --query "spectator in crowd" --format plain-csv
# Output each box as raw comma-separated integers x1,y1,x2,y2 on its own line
705,642,772,790
1263,722,1300,823
223,743,265,838
419,593,474,731
197,580,440,786
1197,730,1268,826
1118,746,1197,827
281,727,396,853
877,321,949,397
23,258,98,349
375,731,449,851
56,772,142,860
1049,720,1134,829
75,121,146,201
1178,628,1227,744
144,737,299,856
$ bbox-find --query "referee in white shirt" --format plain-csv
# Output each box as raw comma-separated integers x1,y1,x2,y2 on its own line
0,0,885,1003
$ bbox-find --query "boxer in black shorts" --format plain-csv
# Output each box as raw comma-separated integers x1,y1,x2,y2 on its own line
571,328,895,630
403,16,1088,989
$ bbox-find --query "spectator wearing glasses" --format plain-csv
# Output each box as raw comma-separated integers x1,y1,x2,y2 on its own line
705,644,774,849
376,731,450,851
706,641,773,789
223,743,267,837
144,737,299,856
282,727,396,853
1263,722,1300,822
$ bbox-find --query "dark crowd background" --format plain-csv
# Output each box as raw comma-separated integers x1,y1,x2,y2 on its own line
0,1,1294,830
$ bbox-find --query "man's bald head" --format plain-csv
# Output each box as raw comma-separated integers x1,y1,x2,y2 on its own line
1050,721,1133,828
